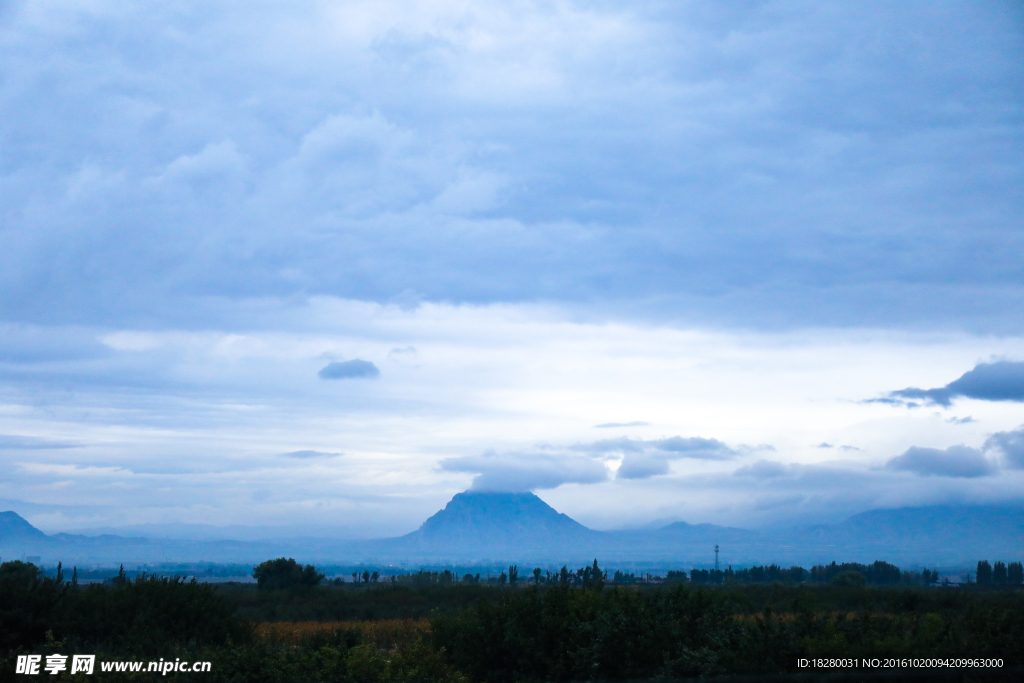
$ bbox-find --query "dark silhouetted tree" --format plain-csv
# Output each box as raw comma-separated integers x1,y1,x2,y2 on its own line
252,558,324,590
580,559,605,589
532,567,542,585
993,561,1007,585
113,564,128,587
976,560,992,585
508,564,518,586
1009,562,1023,585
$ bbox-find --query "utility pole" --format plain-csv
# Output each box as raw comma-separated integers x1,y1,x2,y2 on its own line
714,544,719,571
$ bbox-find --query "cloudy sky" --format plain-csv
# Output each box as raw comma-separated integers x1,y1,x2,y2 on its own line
1,0,1022,537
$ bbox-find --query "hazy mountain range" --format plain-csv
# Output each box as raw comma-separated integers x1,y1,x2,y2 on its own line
2,493,1022,570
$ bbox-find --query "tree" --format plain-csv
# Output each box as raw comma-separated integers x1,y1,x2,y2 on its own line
0,560,39,583
580,559,605,589
532,567,542,585
252,558,324,590
993,561,1008,585
498,571,507,586
1008,562,1023,585
112,563,128,587
362,570,371,583
508,564,518,586
976,560,992,585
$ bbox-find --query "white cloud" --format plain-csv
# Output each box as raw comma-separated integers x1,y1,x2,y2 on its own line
440,449,609,491
885,445,998,478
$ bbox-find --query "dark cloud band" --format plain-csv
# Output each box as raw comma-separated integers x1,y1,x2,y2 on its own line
885,361,1024,407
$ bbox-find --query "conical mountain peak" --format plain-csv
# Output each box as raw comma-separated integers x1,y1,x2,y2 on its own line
408,490,591,551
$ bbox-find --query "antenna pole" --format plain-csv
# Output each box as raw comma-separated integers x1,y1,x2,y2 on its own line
714,544,719,571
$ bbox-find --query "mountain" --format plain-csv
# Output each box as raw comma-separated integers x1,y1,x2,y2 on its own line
0,511,48,542
413,490,589,543
0,510,291,566
658,521,760,544
3,496,1022,569
379,491,597,561
369,491,766,564
793,504,1024,566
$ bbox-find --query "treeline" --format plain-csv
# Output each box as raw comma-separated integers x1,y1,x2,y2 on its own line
5,558,1024,682
333,562,607,590
432,580,1024,681
258,558,1024,592
0,560,248,656
625,561,938,586
0,560,463,683
977,560,1024,585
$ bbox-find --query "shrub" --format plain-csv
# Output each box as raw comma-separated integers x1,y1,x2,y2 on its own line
252,558,324,591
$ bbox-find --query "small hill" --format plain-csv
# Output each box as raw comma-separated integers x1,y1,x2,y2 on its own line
0,511,48,542
658,520,760,542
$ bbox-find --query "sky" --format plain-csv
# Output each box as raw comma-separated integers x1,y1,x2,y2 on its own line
1,0,1022,538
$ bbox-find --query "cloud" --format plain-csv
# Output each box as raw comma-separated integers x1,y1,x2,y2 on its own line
817,442,833,449
733,460,789,479
886,361,1024,407
652,436,734,459
885,445,997,478
282,450,341,459
984,425,1024,469
579,438,646,454
737,444,776,454
616,454,674,480
0,435,80,450
594,421,649,428
0,1,1021,333
572,435,736,480
946,416,975,424
318,360,380,379
862,398,918,407
439,450,608,491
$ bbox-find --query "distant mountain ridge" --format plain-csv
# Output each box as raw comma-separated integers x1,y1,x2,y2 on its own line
2,494,1022,568
0,511,47,542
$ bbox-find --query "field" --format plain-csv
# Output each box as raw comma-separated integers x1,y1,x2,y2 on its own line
3,561,1023,682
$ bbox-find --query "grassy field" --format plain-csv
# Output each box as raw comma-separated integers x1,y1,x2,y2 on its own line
255,619,430,649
